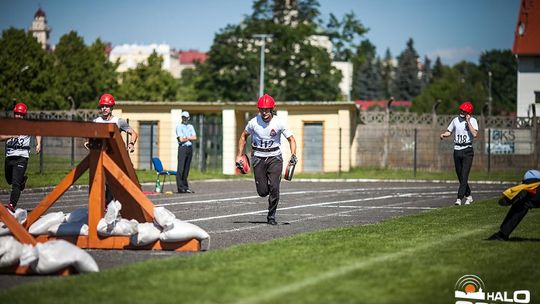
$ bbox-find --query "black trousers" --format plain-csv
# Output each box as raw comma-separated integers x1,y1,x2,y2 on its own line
176,146,193,192
4,156,28,207
252,155,283,220
499,198,540,237
453,147,473,199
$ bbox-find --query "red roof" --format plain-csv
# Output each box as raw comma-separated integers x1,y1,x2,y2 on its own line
179,50,208,64
355,100,412,111
34,8,46,18
513,0,540,55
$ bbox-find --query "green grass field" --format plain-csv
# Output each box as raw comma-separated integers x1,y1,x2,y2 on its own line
1,199,538,303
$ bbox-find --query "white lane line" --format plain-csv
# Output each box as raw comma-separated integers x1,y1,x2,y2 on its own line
320,205,436,210
188,192,444,222
234,225,497,304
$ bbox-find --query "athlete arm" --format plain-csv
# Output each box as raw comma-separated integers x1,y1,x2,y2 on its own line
0,135,13,141
287,135,297,156
236,130,249,163
466,115,478,138
35,136,42,154
440,131,451,140
126,128,138,153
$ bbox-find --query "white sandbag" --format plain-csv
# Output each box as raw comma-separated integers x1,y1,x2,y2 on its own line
19,244,38,267
130,222,162,246
33,240,99,274
97,218,138,236
65,208,88,224
160,219,209,242
0,236,23,267
153,207,176,231
48,222,89,236
0,208,28,236
28,212,65,235
104,200,122,225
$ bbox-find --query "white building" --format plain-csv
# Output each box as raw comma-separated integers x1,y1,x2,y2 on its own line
109,44,179,76
29,8,51,50
514,0,540,117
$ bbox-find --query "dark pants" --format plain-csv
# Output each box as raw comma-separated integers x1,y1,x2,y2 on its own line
499,198,540,238
453,147,473,199
176,145,193,192
252,155,283,221
4,156,28,207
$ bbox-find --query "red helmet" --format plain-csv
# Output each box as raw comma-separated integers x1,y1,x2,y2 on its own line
99,93,115,107
13,102,28,115
257,94,275,109
459,101,473,114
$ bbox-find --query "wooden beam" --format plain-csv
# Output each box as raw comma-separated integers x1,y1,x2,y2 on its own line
87,148,105,245
0,118,116,138
0,202,37,245
26,155,90,228
102,153,153,222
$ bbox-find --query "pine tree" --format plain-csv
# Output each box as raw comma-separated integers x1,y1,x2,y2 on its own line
392,38,421,101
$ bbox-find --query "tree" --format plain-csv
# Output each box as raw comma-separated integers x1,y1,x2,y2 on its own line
381,48,394,99
421,56,432,89
352,40,382,100
479,50,516,114
0,28,62,111
195,0,343,101
116,51,179,101
392,38,421,101
432,56,444,83
326,11,368,61
411,61,486,114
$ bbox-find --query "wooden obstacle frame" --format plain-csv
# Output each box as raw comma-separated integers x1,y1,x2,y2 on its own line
0,118,200,275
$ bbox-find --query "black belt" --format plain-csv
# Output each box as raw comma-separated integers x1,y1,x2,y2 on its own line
252,146,279,152
8,146,30,150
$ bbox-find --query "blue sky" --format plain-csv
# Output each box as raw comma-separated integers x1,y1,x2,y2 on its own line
0,0,520,65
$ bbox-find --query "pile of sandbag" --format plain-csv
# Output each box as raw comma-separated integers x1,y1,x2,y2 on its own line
28,208,89,236
100,201,211,250
0,208,99,274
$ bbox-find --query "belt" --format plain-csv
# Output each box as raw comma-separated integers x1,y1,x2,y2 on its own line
252,146,280,152
455,143,472,147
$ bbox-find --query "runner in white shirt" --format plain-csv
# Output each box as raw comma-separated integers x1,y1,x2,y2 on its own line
440,101,479,206
236,94,297,225
0,102,41,212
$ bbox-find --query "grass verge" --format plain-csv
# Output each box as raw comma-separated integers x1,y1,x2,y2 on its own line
0,199,538,303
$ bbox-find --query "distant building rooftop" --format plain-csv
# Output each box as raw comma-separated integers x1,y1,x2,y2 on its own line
356,100,412,111
179,50,208,64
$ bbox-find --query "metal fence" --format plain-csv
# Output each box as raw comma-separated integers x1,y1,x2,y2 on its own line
2,109,538,176
354,111,540,174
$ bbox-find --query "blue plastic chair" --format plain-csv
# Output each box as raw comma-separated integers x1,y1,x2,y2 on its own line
152,157,176,193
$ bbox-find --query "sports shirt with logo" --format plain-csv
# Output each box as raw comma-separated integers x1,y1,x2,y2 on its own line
246,115,293,157
446,116,479,150
5,135,31,158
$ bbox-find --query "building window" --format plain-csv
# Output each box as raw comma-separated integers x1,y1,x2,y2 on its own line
535,56,540,69
536,91,540,104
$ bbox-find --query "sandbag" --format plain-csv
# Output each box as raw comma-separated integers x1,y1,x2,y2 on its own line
0,208,28,236
48,222,89,236
160,219,209,242
29,212,65,235
104,200,122,225
0,236,23,267
65,208,88,224
153,206,176,231
33,240,99,274
97,218,138,236
130,222,162,246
